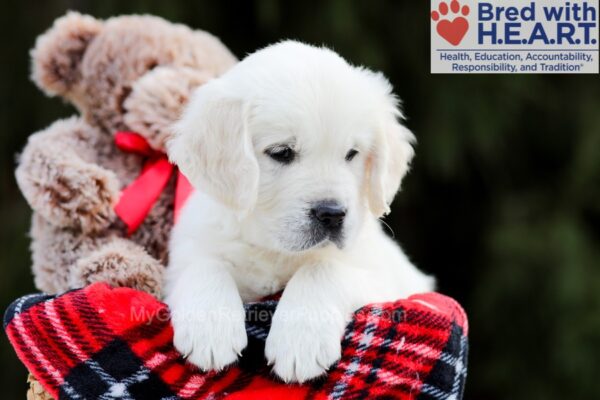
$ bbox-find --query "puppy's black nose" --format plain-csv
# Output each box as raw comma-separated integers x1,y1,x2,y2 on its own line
311,201,346,230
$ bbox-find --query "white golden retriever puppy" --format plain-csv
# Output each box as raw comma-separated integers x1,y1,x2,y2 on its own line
165,41,434,383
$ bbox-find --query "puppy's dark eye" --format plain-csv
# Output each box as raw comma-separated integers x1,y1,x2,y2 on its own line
345,149,359,162
266,146,295,164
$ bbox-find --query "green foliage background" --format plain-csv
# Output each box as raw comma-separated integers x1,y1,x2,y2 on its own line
1,1,598,399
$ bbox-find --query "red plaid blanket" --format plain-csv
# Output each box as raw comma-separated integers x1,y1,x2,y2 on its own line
4,283,468,399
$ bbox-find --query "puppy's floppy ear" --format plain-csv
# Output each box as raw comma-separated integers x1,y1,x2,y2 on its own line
168,80,259,212
367,111,415,218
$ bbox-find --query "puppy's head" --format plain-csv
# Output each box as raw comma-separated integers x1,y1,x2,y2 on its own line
169,41,414,252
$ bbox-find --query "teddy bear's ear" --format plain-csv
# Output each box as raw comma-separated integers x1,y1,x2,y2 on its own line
31,12,103,97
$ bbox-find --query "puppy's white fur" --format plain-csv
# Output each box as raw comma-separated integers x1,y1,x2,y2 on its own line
165,41,434,383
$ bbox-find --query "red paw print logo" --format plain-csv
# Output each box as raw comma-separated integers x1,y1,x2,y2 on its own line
431,0,470,46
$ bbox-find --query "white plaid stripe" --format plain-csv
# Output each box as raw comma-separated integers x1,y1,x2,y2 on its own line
60,382,83,399
329,307,382,400
245,324,269,340
62,358,167,400
451,335,468,397
91,359,149,400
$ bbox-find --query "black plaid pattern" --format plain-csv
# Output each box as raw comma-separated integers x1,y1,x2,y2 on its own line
244,300,277,342
60,339,177,400
233,301,278,382
417,323,468,400
6,284,468,400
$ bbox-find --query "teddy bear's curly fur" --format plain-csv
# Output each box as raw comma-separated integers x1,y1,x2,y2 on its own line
16,12,237,297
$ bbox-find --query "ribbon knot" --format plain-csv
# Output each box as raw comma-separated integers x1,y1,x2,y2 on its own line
114,131,193,235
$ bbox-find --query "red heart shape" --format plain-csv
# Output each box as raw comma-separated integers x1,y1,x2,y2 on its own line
436,17,469,46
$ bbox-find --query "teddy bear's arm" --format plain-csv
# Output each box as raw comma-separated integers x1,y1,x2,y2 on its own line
16,116,121,233
69,237,164,297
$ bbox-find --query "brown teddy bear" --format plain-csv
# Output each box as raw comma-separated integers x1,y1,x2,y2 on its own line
15,12,237,297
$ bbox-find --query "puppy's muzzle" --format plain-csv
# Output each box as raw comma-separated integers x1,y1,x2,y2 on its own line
310,200,346,232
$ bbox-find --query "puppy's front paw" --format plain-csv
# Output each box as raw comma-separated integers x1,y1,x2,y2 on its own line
265,306,345,383
171,305,247,371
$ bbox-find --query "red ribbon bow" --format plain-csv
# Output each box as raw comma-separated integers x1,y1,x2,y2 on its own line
114,132,193,235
